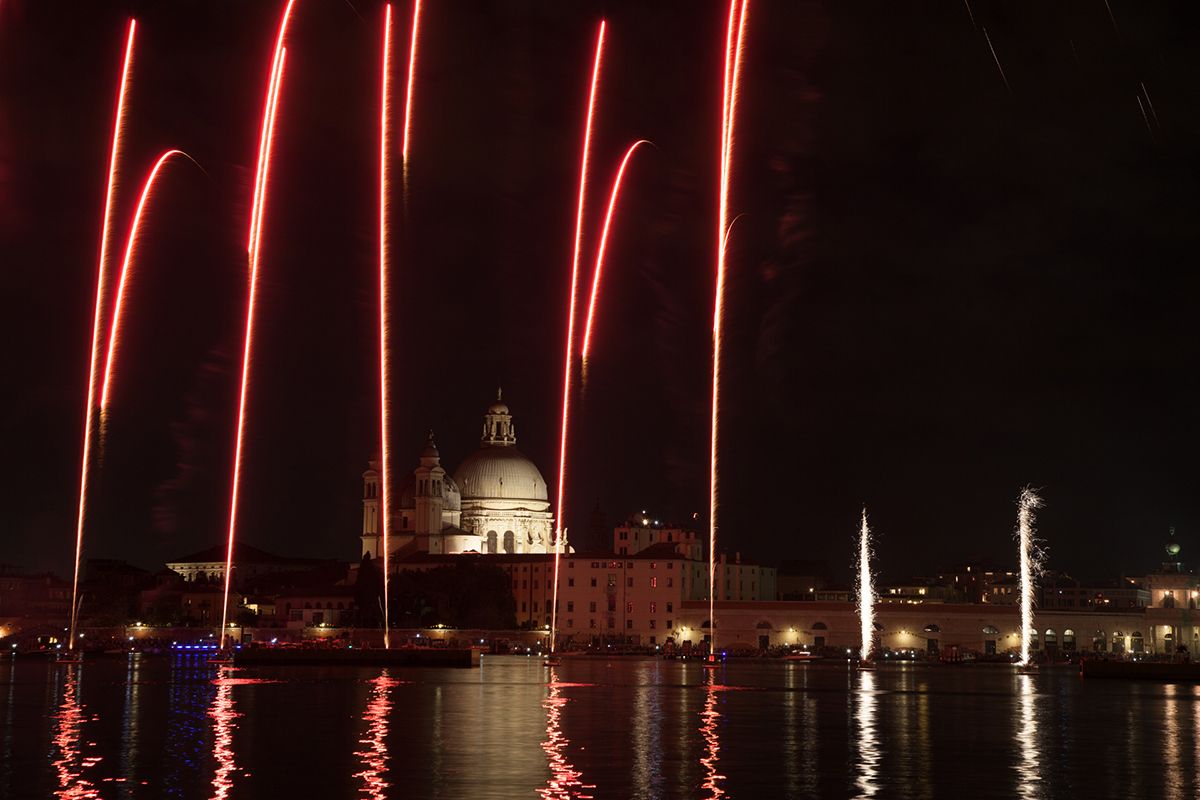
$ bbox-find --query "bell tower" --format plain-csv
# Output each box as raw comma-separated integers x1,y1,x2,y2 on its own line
414,431,447,553
361,459,381,559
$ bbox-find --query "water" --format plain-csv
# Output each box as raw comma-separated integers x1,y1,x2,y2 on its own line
1,653,1196,799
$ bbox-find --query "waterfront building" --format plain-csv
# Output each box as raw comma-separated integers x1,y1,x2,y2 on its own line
165,542,332,588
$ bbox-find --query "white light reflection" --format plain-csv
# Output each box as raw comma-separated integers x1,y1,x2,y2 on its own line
1015,674,1040,799
854,669,879,798
1163,683,1182,800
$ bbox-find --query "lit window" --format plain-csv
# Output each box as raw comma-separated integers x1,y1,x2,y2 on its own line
651,577,658,588
650,602,657,613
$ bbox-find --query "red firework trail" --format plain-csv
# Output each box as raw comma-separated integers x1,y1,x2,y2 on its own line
401,0,421,165
554,19,604,549
99,150,196,410
69,18,136,652
379,3,394,648
580,139,651,361
709,0,748,654
220,0,297,647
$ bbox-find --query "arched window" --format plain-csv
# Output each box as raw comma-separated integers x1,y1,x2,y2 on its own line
1163,591,1176,609
982,625,1000,636
1063,629,1076,651
486,531,498,554
1092,630,1107,652
924,624,941,633
1130,631,1144,653
1112,631,1126,654
812,622,828,630
755,621,772,630
503,531,515,553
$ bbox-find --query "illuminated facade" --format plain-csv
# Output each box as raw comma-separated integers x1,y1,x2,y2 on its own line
361,395,555,559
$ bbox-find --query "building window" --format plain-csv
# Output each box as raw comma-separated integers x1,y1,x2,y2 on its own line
591,578,598,587
667,602,673,613
590,619,597,629
626,620,633,629
567,601,574,612
651,562,657,570
667,578,674,588
608,619,614,629
567,619,574,628
650,602,657,613
627,578,634,588
667,619,672,629
626,602,633,614
568,578,575,587
589,601,597,612
650,619,657,629
651,577,658,588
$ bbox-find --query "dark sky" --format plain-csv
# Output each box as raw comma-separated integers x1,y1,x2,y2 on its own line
2,0,1198,583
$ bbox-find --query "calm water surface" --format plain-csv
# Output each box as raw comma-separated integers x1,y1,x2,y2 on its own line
0,653,1195,798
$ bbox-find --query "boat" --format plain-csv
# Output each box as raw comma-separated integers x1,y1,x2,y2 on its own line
857,659,877,671
784,651,822,662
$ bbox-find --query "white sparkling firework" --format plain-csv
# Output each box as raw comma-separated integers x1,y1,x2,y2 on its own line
1016,488,1045,667
857,508,876,662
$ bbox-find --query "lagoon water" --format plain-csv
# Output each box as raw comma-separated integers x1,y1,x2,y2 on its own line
1,653,1196,799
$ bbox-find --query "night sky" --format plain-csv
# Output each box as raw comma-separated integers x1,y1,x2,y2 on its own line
2,1,1197,583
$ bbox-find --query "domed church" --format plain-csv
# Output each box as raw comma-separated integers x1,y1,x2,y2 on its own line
360,394,556,558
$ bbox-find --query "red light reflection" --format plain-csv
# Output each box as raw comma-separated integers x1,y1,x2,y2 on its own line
539,668,594,799
51,667,101,799
699,673,726,799
208,669,256,799
353,671,405,799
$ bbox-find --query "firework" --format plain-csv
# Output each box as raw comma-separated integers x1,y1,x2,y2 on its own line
554,20,604,551
1016,488,1044,667
379,3,394,648
68,18,136,652
981,26,1011,93
99,150,195,410
220,0,297,648
708,0,749,657
857,508,876,662
580,139,650,361
402,0,421,165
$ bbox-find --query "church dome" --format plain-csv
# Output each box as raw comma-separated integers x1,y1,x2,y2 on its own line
454,446,548,502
